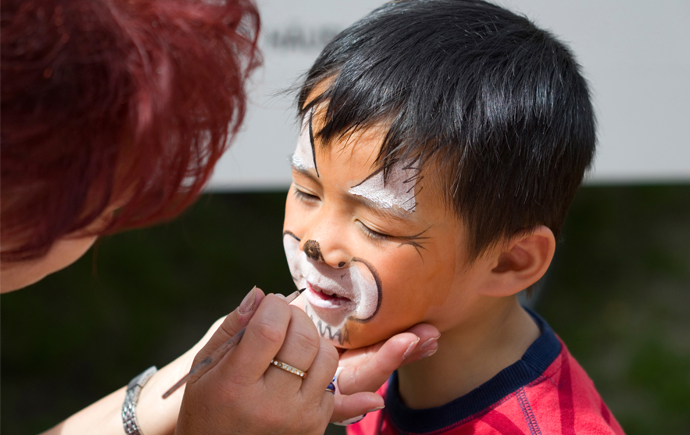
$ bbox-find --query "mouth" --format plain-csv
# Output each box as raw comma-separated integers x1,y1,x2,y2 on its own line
307,282,354,305
304,281,356,327
283,232,380,328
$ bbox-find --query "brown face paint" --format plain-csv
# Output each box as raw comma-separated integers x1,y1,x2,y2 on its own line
284,231,300,242
303,239,324,262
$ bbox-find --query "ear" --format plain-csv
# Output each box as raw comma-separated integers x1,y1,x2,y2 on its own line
479,226,556,298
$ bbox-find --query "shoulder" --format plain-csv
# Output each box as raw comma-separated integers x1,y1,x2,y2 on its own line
480,339,626,435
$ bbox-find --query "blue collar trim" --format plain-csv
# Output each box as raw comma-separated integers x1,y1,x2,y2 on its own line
385,308,561,433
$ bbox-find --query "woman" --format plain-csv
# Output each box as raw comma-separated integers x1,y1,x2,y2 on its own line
0,0,439,433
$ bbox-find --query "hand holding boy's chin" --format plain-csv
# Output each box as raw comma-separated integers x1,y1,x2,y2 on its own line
290,293,440,421
329,323,440,422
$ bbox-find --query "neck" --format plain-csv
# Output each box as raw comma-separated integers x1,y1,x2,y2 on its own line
397,296,540,409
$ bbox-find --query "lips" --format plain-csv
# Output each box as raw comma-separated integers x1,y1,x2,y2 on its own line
308,282,353,304
305,281,356,308
303,281,357,327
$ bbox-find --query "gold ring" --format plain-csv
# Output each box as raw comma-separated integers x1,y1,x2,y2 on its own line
269,359,307,378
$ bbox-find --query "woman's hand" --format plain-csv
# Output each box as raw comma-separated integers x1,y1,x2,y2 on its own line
330,324,441,423
42,287,439,435
174,289,338,435
133,288,271,435
41,287,439,435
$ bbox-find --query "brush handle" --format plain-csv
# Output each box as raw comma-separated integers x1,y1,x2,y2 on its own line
162,288,305,399
162,328,245,398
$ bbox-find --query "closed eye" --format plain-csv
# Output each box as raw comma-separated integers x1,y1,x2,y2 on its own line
293,186,320,203
356,221,393,242
357,221,431,259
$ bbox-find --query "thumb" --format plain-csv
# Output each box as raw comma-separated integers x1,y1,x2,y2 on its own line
190,286,265,368
337,332,419,395
331,392,384,424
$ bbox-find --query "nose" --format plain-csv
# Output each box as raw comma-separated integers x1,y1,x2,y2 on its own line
300,235,350,269
303,240,324,262
293,197,352,268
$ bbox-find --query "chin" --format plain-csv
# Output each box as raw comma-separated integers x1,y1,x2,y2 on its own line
322,317,398,350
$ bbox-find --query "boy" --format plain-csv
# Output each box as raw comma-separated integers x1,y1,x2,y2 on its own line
283,0,624,433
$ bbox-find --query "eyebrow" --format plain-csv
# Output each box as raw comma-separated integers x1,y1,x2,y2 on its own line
291,161,320,183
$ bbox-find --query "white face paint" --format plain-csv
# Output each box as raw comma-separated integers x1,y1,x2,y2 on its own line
291,110,316,172
348,160,418,213
283,233,380,346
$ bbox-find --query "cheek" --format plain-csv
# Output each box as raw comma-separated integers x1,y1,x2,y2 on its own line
379,247,449,303
341,249,441,345
379,268,437,321
21,236,98,290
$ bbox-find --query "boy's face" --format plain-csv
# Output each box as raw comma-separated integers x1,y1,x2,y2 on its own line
283,112,481,349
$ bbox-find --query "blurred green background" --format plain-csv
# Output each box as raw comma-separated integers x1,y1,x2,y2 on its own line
2,185,689,434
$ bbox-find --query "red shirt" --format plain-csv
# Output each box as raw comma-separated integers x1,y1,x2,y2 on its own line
348,312,624,435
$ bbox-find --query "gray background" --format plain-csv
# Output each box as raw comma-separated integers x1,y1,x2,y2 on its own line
211,0,690,190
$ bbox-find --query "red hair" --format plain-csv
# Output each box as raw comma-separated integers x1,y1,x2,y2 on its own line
1,0,261,261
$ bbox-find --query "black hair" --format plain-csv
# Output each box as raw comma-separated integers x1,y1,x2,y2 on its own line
298,0,596,259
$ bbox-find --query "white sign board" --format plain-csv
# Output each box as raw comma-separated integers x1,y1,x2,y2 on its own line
208,0,690,191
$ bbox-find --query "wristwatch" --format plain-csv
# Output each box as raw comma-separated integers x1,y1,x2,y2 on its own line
122,366,158,435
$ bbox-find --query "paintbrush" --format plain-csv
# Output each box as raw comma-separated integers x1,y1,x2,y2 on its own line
162,288,305,399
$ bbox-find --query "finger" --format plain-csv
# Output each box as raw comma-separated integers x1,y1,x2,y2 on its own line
338,332,420,395
190,287,266,367
331,392,384,424
299,339,338,405
397,323,440,367
265,306,320,389
219,294,292,382
288,293,306,310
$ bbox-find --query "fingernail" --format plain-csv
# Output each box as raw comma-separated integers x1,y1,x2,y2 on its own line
238,287,257,315
421,347,438,359
419,335,440,351
402,337,420,360
366,405,385,413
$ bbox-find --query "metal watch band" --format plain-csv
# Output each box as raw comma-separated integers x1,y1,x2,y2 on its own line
122,366,158,435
